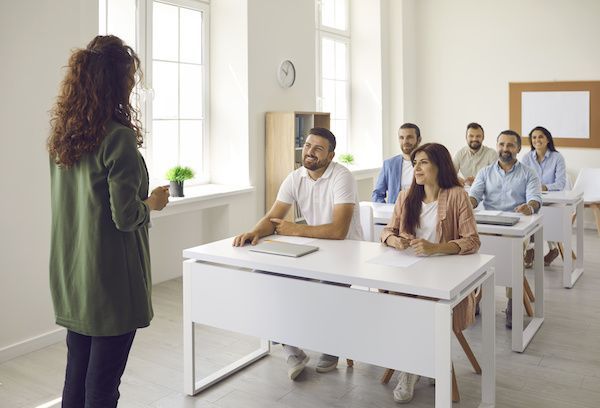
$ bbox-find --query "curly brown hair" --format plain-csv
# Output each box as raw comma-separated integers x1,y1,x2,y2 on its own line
48,35,143,167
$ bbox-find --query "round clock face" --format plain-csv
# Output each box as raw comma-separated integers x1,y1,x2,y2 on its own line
277,60,296,88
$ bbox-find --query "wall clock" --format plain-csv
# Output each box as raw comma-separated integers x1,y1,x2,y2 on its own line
277,60,296,88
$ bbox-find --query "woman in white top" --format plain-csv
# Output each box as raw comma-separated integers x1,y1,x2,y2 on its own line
381,143,480,404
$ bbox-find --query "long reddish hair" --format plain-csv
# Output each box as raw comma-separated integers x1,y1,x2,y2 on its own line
402,143,461,235
48,35,143,167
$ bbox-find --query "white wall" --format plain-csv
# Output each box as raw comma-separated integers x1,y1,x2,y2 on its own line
0,0,98,355
391,0,600,224
392,0,600,169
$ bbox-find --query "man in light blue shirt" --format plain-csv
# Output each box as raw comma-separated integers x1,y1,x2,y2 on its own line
469,131,542,213
372,123,421,203
469,130,542,329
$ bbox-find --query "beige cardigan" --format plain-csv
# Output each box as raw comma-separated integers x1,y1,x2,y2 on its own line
380,186,481,330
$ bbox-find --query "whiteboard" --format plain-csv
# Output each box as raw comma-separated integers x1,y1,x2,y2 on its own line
521,91,590,139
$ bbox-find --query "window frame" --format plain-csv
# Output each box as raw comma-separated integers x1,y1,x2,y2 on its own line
102,0,211,185
316,0,351,154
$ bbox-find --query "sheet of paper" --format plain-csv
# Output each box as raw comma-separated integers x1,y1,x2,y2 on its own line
367,248,422,268
270,236,316,245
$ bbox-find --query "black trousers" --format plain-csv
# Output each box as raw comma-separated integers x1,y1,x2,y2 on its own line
61,329,136,408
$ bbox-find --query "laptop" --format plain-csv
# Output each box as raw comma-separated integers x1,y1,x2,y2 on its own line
475,213,520,226
249,240,319,258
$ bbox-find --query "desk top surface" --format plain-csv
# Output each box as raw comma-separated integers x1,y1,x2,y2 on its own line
541,190,584,204
183,236,494,300
367,202,542,237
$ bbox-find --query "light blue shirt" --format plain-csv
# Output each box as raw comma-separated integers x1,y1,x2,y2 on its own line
521,150,566,191
469,161,542,212
372,155,404,203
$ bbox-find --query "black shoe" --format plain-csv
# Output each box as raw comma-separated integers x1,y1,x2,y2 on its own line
505,299,512,329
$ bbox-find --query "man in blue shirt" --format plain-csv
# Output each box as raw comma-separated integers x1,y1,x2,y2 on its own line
469,130,542,329
372,123,421,203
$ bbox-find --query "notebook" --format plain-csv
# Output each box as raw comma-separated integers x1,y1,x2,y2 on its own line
475,213,520,226
249,240,319,258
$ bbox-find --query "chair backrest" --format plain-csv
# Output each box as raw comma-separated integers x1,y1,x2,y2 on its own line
359,202,374,242
573,168,600,203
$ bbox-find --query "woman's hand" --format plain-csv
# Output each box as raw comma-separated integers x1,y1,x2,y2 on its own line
409,238,437,256
384,235,411,250
146,186,170,211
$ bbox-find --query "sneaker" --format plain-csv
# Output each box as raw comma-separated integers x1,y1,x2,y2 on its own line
544,248,559,266
287,351,309,380
524,248,534,269
315,354,338,373
505,299,512,329
393,372,420,403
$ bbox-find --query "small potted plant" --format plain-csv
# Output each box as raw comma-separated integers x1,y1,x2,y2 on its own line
338,153,355,167
165,166,195,197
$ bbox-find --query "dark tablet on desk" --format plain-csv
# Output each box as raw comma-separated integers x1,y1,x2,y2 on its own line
475,214,519,226
249,240,319,258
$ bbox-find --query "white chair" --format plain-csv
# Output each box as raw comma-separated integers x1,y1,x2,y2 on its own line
573,168,600,235
359,202,374,242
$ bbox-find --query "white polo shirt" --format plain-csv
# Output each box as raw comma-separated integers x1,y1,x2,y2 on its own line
276,162,363,241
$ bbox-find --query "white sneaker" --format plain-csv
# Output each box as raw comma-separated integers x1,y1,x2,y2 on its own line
393,372,420,403
315,354,339,373
286,351,309,380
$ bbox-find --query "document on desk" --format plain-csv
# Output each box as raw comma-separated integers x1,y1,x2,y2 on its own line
367,248,422,268
475,209,502,216
270,235,317,245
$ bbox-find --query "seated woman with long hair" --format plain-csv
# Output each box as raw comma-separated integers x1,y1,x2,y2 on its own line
380,142,480,404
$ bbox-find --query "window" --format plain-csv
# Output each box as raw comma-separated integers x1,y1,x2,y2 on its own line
100,0,209,184
317,0,350,153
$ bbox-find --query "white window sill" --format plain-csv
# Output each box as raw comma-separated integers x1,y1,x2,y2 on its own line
150,184,255,219
348,166,381,180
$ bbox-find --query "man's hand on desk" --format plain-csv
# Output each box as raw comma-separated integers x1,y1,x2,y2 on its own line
270,218,299,236
232,231,260,246
514,203,534,216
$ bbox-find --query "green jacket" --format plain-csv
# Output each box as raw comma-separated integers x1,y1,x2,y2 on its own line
49,121,153,336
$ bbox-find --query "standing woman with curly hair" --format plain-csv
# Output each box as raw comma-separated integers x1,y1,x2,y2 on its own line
48,35,169,407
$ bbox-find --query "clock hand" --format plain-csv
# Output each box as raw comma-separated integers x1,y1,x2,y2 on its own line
282,67,288,75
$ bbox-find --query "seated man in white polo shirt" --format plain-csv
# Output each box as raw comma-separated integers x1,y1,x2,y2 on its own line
233,127,363,381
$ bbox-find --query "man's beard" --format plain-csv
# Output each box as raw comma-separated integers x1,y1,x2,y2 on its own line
401,143,417,155
469,141,482,150
499,151,514,163
303,155,329,171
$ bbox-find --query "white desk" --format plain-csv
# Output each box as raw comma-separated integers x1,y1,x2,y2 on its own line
366,202,544,353
183,237,496,407
540,190,584,288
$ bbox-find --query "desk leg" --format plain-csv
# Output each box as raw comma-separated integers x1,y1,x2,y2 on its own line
511,238,525,352
435,302,452,408
567,201,585,287
480,272,496,406
183,261,196,395
183,261,271,395
533,228,544,319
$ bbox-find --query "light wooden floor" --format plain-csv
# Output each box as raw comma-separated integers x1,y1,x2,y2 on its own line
2,231,600,408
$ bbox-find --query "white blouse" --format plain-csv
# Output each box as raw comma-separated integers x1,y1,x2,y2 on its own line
415,200,438,241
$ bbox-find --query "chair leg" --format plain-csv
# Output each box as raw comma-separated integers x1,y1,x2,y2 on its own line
523,290,534,317
524,276,535,303
381,368,394,384
453,328,482,374
452,363,460,403
346,359,354,367
557,242,565,261
592,204,600,237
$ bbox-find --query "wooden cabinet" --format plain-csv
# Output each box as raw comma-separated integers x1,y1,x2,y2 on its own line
265,111,330,221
